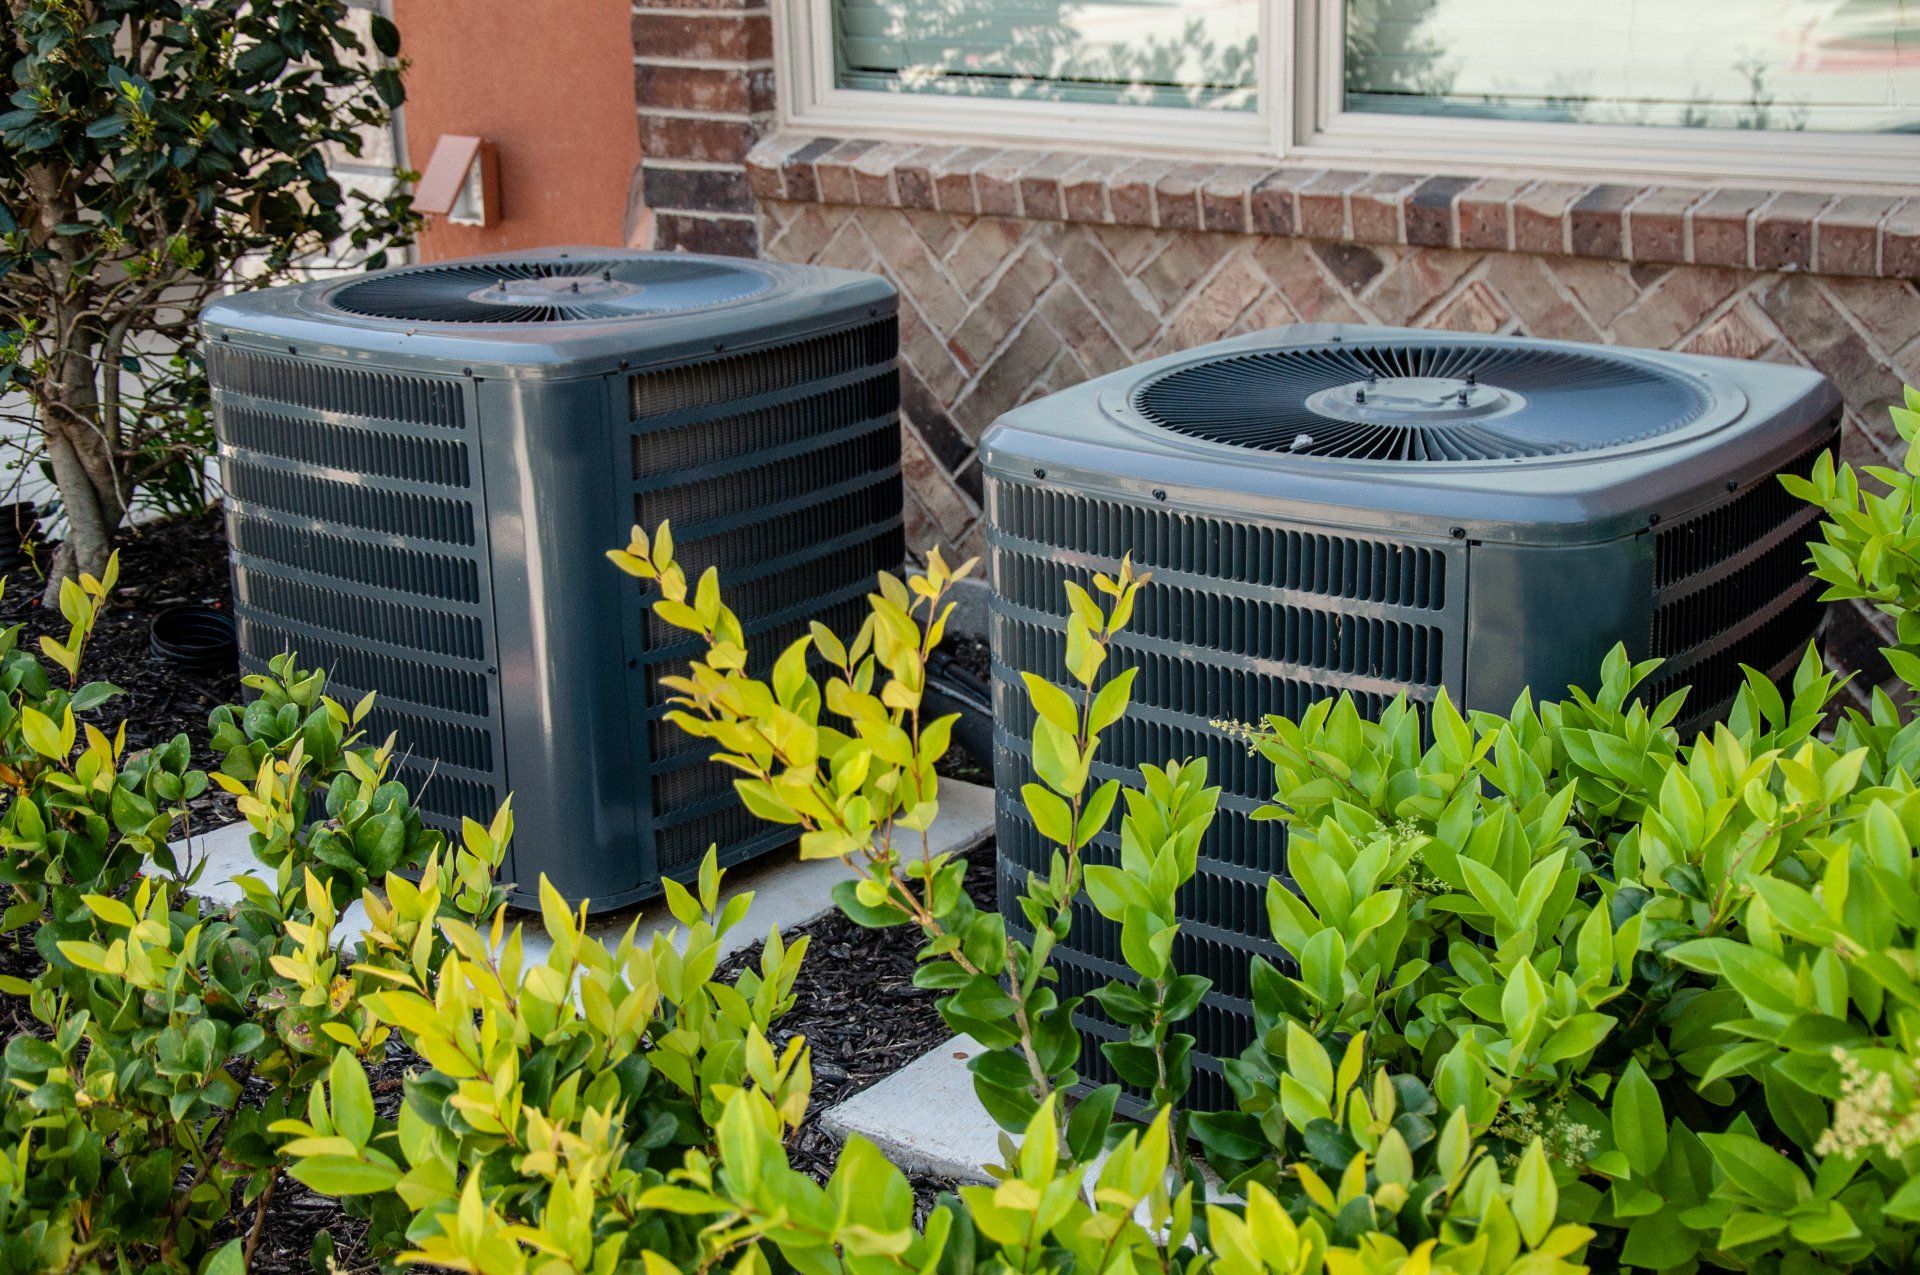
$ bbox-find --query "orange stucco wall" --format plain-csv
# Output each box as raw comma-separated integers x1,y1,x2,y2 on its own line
393,0,642,259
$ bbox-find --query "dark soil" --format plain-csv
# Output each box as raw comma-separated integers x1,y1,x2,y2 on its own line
943,632,990,686
717,833,998,1214
0,510,240,828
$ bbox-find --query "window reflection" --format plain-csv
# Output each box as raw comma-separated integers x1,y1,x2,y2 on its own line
833,0,1260,110
1345,0,1919,132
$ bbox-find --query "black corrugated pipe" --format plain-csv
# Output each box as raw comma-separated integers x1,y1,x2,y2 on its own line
925,649,993,780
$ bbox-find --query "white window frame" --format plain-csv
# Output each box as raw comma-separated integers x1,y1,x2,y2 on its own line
775,0,1920,192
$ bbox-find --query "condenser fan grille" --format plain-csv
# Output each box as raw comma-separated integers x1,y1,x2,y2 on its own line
1132,341,1709,462
325,257,771,324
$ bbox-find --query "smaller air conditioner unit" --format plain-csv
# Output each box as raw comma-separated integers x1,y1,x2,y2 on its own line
981,324,1841,1108
205,249,901,910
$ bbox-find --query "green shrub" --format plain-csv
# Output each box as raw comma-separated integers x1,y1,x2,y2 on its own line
0,569,504,1272
31,388,1920,1274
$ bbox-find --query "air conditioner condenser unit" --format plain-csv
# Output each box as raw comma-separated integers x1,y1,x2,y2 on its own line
981,324,1841,1108
205,249,902,910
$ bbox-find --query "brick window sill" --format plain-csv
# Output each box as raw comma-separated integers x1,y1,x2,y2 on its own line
746,134,1920,281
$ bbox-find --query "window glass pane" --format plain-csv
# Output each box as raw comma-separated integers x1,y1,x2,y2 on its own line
1345,0,1920,132
833,0,1258,109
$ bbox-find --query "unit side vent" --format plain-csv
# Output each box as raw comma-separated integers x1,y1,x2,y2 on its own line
628,318,898,418
633,371,898,478
209,344,464,428
992,616,1424,728
1653,433,1834,589
998,553,1446,686
1650,425,1836,733
991,469,1466,1112
220,405,471,487
227,460,476,546
235,569,486,661
996,484,1448,609
213,334,501,840
643,534,896,650
625,318,901,886
394,762,499,827
1645,590,1827,726
230,519,482,604
635,421,897,530
656,804,790,875
240,619,489,719
641,479,902,582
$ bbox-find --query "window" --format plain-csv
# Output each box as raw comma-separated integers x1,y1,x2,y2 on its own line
778,0,1920,186
1344,0,1918,133
831,0,1259,111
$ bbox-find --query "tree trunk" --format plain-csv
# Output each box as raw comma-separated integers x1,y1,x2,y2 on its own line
40,423,123,605
39,349,127,605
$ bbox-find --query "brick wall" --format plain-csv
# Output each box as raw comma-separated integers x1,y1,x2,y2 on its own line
632,0,774,255
738,140,1920,686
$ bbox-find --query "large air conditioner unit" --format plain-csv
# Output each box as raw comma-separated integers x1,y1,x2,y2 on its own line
982,324,1841,1108
204,249,901,910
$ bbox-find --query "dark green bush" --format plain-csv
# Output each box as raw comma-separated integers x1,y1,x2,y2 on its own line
0,0,416,599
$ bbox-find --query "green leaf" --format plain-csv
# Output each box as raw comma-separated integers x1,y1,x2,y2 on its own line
1087,667,1135,735
1612,1060,1667,1179
1700,1132,1808,1210
1022,783,1073,845
1513,1139,1556,1248
369,13,402,56
288,1155,401,1196
327,1052,377,1147
1021,673,1080,736
20,706,67,760
203,1239,246,1275
1076,779,1120,845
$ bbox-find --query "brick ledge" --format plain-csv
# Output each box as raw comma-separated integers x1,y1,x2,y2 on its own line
746,134,1920,281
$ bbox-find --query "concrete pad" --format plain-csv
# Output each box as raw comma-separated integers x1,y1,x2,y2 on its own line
162,778,998,967
820,1035,1001,1184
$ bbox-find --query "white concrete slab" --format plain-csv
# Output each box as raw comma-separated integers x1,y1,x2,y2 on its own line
820,1035,1000,1184
163,778,998,967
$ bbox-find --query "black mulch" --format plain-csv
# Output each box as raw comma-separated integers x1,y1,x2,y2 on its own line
0,510,241,828
716,834,998,1213
942,632,990,686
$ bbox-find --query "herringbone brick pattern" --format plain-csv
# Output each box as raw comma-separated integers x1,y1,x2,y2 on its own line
762,201,1920,571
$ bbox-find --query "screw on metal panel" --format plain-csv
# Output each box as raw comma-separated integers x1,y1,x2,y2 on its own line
462,367,473,376
1033,468,1046,479
1450,527,1466,539
1649,514,1662,526
602,270,612,281
1466,371,1477,386
1355,388,1368,403
287,346,297,354
571,281,580,293
714,343,725,352
1153,489,1167,501
1458,389,1470,405
1727,479,1739,491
